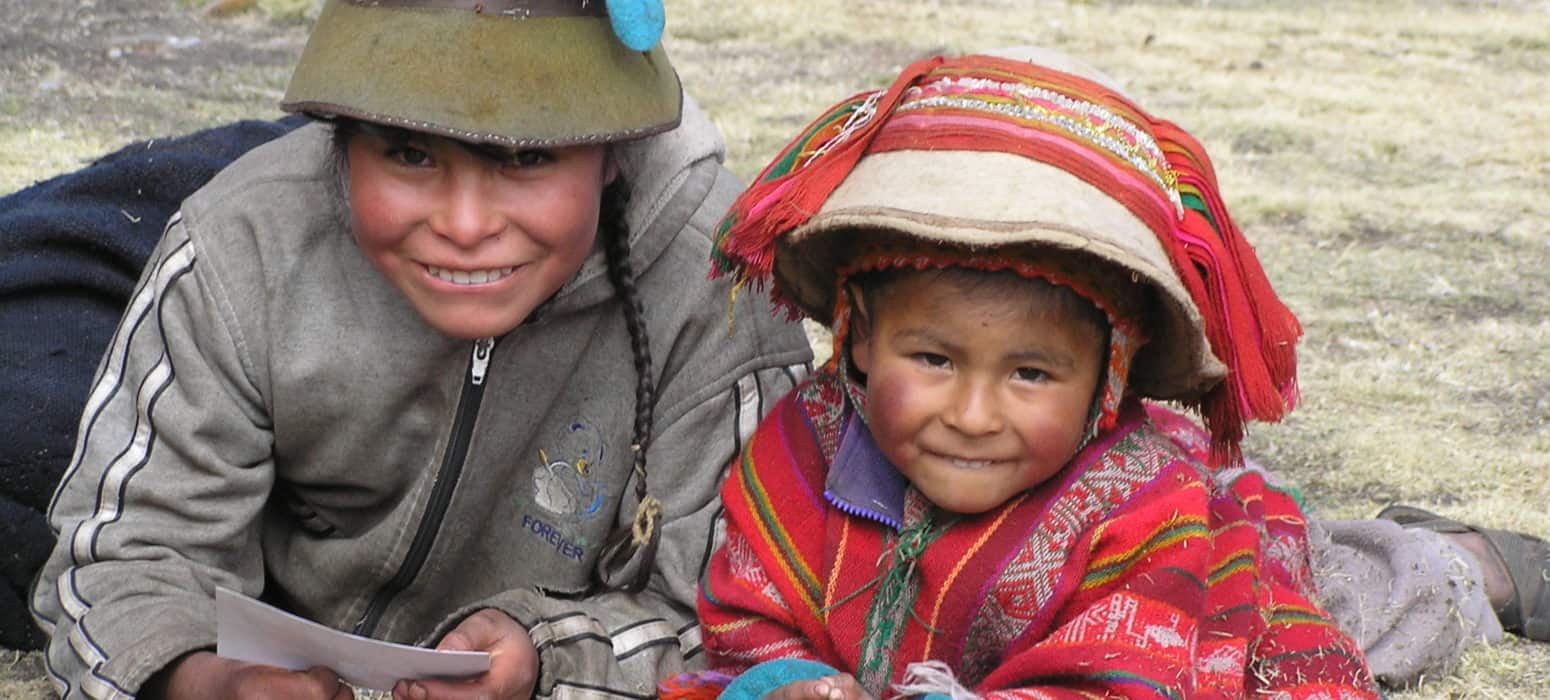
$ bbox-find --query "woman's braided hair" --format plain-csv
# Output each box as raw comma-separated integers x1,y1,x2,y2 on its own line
597,175,664,593
599,177,654,508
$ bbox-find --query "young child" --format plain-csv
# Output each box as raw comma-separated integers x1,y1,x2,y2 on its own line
665,48,1382,698
29,1,809,698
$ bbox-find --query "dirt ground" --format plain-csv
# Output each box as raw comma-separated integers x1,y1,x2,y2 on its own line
0,0,306,191
3,0,1548,698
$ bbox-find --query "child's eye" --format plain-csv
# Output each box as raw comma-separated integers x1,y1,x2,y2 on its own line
386,146,433,167
506,149,554,168
913,353,950,369
1014,367,1048,383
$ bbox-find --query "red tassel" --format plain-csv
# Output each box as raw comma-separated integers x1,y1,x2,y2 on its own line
716,57,945,285
1145,120,1302,461
1165,124,1302,387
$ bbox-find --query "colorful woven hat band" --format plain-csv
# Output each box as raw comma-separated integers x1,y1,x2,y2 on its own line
829,244,1147,441
713,53,1303,463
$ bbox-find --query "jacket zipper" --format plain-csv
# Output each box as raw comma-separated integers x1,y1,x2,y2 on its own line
354,337,494,637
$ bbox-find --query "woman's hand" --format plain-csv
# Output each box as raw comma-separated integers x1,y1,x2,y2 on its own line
765,673,873,700
145,650,352,700
392,608,539,700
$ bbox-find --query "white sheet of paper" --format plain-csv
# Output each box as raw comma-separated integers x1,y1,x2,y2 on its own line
215,586,490,692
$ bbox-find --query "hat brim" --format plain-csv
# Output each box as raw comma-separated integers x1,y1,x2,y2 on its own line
281,0,682,147
774,149,1226,400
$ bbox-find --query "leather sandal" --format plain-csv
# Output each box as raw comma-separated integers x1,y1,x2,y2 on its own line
1377,504,1550,641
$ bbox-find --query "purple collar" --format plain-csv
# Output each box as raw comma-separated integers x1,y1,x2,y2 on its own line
824,411,907,531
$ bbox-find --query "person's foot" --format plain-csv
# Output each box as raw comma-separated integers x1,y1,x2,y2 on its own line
1377,504,1550,642
1443,530,1515,610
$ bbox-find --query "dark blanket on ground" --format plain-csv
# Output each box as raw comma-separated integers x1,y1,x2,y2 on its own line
0,116,304,649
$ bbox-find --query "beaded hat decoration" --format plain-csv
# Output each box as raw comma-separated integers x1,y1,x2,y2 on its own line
712,50,1302,463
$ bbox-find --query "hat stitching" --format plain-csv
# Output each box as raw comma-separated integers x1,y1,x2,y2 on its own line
346,0,608,18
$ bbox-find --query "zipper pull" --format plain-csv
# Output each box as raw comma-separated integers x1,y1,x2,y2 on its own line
470,338,494,386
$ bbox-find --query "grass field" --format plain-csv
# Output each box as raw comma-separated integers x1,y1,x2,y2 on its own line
3,0,1547,697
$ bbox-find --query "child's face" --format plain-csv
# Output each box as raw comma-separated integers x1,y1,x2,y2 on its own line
850,272,1105,515
345,129,615,339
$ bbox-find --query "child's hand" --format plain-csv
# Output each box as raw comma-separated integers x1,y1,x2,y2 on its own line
764,673,872,700
146,650,352,699
392,608,538,700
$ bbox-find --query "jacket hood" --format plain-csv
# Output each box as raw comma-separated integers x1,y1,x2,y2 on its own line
537,93,728,319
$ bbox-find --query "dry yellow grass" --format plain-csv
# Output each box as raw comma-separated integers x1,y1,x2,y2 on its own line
3,0,1547,697
671,3,1550,693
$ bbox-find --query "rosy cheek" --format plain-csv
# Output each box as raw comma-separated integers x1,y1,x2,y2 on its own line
347,174,379,217
865,372,919,433
1035,420,1085,466
539,190,602,249
350,213,392,254
349,185,409,246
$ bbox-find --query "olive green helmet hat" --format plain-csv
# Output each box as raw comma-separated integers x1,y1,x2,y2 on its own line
281,0,681,147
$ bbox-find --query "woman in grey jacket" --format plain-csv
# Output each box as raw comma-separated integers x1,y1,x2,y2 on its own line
30,1,810,698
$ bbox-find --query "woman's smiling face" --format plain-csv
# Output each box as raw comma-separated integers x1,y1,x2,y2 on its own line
344,127,614,340
849,269,1106,515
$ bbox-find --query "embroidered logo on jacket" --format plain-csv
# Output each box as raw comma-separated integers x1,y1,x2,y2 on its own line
517,420,609,560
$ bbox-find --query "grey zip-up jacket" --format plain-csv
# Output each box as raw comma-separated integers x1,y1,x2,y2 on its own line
31,100,811,699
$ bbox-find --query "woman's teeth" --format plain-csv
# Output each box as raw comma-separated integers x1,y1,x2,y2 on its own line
427,265,516,285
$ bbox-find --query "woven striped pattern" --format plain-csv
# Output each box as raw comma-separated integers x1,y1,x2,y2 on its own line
682,374,1378,699
711,53,1304,465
